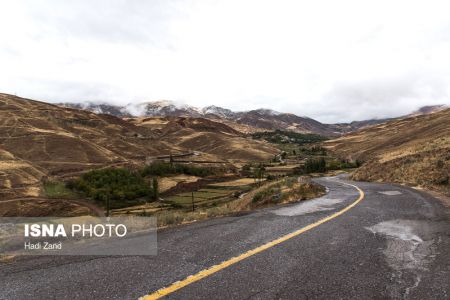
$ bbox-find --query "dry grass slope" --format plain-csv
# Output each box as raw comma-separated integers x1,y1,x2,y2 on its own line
324,109,450,194
131,117,279,162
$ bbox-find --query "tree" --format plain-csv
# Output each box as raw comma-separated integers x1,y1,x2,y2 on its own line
254,163,266,186
152,177,159,200
319,157,326,172
304,158,326,173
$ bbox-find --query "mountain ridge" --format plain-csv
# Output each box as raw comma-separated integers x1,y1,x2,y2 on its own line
58,101,343,136
58,100,448,136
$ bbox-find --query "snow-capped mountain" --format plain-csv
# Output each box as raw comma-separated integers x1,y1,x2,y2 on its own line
250,108,282,116
59,100,203,118
59,101,235,118
202,105,237,118
58,102,132,117
129,100,203,117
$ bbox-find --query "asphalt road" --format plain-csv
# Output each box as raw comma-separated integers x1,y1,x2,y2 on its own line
1,176,449,299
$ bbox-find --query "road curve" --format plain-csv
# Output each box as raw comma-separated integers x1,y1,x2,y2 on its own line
1,176,449,299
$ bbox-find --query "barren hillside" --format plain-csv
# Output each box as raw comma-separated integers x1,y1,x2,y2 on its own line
0,94,181,198
131,117,279,162
324,109,450,193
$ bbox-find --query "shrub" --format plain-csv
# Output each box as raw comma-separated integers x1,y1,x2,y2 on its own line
252,192,264,203
284,177,296,188
266,174,277,180
252,187,280,203
242,163,252,171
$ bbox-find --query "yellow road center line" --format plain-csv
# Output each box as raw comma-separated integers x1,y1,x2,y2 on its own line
140,181,364,300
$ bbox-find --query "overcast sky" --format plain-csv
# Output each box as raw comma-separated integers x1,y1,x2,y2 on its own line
1,0,450,122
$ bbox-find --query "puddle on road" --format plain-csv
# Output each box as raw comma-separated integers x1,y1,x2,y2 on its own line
366,220,423,243
378,191,403,196
272,197,343,216
366,219,436,298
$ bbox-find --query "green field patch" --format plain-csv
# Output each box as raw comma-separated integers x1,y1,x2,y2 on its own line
165,196,194,204
166,195,234,207
43,181,77,199
176,192,218,199
197,188,237,195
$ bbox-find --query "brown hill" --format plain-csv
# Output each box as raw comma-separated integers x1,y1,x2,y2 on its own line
233,110,342,136
130,117,279,162
0,94,278,199
0,94,182,198
324,109,450,193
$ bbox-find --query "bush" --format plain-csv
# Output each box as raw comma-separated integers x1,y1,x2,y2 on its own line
242,163,252,171
326,160,341,170
266,174,277,180
284,177,296,188
252,187,280,203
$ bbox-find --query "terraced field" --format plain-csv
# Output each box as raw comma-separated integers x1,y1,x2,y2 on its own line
165,178,256,208
208,178,260,187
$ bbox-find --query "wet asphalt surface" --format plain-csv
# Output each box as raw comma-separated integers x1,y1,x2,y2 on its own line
1,176,449,299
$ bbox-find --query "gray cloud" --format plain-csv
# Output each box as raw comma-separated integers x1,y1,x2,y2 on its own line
23,0,186,48
7,78,128,104
1,0,450,123
310,74,450,123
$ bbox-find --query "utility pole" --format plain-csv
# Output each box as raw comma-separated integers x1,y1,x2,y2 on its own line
191,191,195,212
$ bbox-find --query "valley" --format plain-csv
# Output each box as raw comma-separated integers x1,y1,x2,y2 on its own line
1,92,448,226
0,94,329,220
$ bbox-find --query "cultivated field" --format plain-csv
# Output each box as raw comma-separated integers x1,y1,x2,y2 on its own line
165,178,255,208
